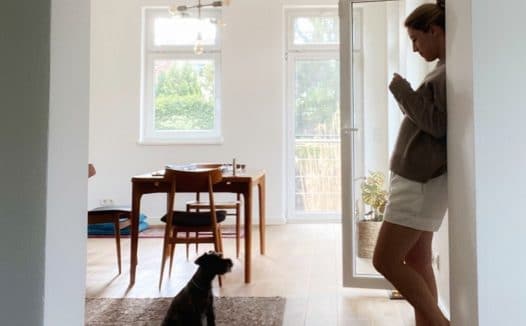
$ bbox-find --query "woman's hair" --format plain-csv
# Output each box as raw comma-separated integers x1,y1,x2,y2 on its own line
404,1,445,32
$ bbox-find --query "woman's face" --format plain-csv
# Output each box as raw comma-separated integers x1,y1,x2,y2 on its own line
407,26,443,61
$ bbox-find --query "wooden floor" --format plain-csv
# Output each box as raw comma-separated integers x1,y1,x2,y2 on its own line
86,223,413,325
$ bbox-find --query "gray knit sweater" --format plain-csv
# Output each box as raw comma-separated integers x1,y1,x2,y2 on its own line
388,62,446,182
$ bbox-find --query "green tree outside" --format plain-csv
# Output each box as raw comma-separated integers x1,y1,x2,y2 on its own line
294,58,341,213
295,59,340,139
154,60,215,131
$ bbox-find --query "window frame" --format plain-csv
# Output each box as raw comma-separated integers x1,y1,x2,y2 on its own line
140,7,223,144
286,8,340,52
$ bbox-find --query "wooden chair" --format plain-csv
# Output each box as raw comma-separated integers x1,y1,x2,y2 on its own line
185,193,242,258
87,206,131,274
159,167,226,288
184,163,242,259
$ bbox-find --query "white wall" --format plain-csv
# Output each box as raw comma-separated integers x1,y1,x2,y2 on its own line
0,0,89,325
448,0,526,325
89,0,338,222
0,1,50,324
45,0,90,325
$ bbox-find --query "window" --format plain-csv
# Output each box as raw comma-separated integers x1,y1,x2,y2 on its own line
285,9,341,220
141,8,222,144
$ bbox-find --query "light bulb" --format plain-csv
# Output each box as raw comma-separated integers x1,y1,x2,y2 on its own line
168,5,187,16
168,5,178,15
194,33,204,55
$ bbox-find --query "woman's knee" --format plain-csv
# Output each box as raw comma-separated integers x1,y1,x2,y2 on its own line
405,255,432,273
373,245,399,276
405,233,433,271
372,222,418,275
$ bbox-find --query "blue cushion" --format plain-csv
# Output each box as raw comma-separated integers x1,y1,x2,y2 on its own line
161,210,226,227
87,213,148,235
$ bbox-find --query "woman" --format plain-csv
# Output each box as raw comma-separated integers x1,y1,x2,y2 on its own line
372,2,448,326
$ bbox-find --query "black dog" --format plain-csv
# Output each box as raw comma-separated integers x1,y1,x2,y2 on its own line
161,251,233,326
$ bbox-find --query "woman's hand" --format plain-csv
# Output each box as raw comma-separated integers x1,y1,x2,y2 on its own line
389,73,413,96
390,73,411,90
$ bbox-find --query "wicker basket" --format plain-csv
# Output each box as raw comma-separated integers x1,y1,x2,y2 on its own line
357,220,382,258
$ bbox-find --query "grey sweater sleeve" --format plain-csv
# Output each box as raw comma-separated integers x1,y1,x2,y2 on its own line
389,68,446,138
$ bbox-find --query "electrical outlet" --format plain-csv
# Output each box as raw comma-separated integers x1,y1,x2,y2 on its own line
100,199,114,207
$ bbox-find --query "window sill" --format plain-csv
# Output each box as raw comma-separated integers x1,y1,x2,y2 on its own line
137,136,224,145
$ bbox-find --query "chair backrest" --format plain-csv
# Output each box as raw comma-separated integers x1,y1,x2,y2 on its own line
164,168,223,193
163,167,223,229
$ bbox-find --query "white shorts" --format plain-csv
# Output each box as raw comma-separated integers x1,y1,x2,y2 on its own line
383,172,448,232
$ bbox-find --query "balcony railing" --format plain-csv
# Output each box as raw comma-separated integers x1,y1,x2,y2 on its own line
295,138,341,213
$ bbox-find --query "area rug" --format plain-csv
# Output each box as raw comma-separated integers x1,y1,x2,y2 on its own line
85,296,285,326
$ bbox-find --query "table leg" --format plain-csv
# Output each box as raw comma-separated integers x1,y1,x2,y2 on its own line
243,185,252,283
258,175,266,255
130,188,141,286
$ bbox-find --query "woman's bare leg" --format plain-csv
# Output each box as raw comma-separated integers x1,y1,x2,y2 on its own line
405,231,439,326
373,222,448,326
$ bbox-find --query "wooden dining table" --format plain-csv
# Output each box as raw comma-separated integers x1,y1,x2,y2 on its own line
129,166,266,285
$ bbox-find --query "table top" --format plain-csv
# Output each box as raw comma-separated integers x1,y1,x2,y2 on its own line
132,165,265,183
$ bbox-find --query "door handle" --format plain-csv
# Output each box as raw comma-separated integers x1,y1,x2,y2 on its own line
341,127,359,135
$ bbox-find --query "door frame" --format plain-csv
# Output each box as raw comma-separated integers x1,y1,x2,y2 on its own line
339,0,396,289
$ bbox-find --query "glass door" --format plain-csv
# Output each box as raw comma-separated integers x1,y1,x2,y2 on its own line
285,9,342,221
339,0,403,288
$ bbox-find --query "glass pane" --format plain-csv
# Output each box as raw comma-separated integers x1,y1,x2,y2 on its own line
295,60,340,138
294,59,341,214
293,16,339,45
350,1,401,277
154,16,217,46
153,59,215,131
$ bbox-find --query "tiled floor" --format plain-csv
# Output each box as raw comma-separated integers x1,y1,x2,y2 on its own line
86,223,413,325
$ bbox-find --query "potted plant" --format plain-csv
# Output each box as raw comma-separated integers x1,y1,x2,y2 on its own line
357,171,388,258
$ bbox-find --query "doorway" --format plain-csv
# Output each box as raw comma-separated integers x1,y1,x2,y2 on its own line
340,0,402,289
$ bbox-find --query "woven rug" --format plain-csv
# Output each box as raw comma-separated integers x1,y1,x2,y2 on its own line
85,296,285,326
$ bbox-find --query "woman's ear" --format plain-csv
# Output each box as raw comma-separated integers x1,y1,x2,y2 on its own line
430,24,444,37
